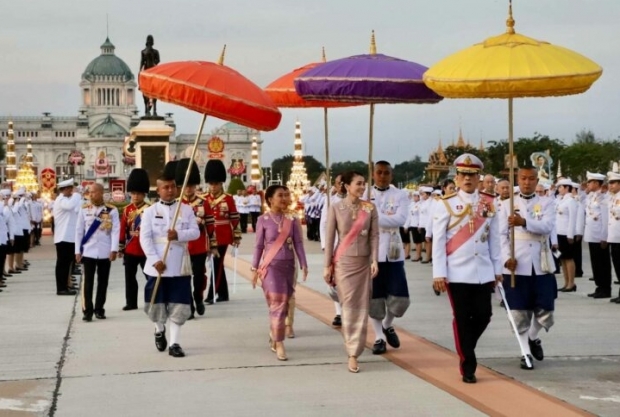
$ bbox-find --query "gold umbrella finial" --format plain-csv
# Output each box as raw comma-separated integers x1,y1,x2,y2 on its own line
218,44,227,65
506,0,516,34
321,46,326,63
370,30,377,55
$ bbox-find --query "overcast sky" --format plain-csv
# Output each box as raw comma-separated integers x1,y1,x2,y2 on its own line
1,0,617,167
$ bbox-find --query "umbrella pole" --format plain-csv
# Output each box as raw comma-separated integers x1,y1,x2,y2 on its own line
149,113,208,309
508,98,516,288
367,103,375,199
324,107,330,208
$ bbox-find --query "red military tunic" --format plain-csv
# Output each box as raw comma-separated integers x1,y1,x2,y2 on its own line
180,194,217,255
205,192,241,246
119,202,151,257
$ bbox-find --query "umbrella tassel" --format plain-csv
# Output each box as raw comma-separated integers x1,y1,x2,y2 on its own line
148,113,208,309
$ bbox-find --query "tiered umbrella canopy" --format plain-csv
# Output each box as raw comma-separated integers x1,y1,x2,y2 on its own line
295,31,442,189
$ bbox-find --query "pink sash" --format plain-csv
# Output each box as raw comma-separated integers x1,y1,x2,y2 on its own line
333,209,369,264
446,194,494,256
258,217,293,278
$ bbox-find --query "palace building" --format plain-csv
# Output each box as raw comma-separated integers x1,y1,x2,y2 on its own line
0,37,260,190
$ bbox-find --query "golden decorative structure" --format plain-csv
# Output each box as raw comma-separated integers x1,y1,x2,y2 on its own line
425,130,471,184
286,120,310,205
15,136,39,192
5,121,17,185
250,136,262,186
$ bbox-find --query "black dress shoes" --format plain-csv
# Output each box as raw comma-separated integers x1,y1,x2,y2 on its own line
57,289,77,296
95,312,106,319
462,374,477,384
122,305,138,311
332,315,342,327
204,299,214,305
82,314,92,322
587,292,597,297
593,292,611,299
520,354,534,370
187,313,195,320
155,328,167,352
9,270,21,274
610,297,620,303
383,327,401,348
3,273,12,278
168,343,185,357
196,302,205,316
372,339,387,355
529,338,544,361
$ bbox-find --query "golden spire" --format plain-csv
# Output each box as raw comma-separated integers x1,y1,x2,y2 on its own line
456,128,466,148
370,30,377,55
218,44,227,65
506,0,516,34
321,46,326,62
479,137,485,152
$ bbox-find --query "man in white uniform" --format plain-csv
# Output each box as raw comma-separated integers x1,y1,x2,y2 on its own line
141,171,200,357
53,179,82,295
584,172,611,298
607,171,620,303
75,183,120,321
432,154,502,383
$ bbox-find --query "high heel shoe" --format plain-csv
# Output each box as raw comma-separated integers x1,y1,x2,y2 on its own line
560,285,576,292
348,356,359,373
558,287,566,291
268,335,276,353
285,325,295,339
275,342,287,361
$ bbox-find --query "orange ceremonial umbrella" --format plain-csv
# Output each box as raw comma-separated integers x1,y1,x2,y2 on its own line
139,46,282,308
265,49,359,205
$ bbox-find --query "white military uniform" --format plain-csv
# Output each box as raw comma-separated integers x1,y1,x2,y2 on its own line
607,190,620,244
499,194,555,276
370,185,409,262
404,195,420,231
53,193,82,244
140,200,200,277
432,190,502,282
75,203,120,258
584,190,608,243
555,193,577,240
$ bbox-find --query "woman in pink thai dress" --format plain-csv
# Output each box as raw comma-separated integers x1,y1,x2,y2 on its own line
252,185,308,361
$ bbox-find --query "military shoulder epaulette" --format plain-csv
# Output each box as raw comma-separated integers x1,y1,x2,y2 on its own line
442,192,457,200
360,201,374,210
105,203,117,210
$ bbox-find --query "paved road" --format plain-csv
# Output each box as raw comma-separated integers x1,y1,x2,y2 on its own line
0,233,618,416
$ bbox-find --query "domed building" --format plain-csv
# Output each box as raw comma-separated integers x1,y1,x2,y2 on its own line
0,37,175,189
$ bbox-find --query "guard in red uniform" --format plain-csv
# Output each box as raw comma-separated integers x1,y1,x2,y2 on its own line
204,160,241,304
119,168,151,311
176,158,217,318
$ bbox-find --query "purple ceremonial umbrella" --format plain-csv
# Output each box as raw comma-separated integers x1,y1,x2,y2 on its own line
295,31,442,186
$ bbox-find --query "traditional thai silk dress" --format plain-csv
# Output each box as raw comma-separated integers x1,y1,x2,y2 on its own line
324,200,379,357
252,212,307,342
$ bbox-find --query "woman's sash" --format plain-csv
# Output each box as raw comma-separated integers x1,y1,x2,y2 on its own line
258,216,293,278
333,209,369,264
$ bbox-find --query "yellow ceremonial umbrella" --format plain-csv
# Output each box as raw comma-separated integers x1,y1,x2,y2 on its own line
423,1,602,287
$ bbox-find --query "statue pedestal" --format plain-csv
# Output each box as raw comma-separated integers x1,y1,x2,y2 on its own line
129,119,173,192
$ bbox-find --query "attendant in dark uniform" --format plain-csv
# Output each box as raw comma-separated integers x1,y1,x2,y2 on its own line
432,154,502,383
75,183,120,321
204,160,241,304
119,169,151,311
176,158,217,317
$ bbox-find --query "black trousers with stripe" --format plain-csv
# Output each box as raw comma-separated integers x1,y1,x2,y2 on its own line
447,282,494,377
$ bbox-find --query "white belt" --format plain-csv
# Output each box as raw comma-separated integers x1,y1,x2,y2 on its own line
154,237,185,245
380,228,399,233
513,231,545,241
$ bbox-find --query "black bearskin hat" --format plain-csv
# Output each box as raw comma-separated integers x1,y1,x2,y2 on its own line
162,160,179,183
204,159,227,183
175,158,201,186
126,168,150,193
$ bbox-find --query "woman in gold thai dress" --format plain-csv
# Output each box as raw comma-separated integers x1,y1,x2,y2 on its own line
323,171,379,373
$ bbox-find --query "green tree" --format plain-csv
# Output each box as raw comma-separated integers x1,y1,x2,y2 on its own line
330,161,368,177
393,156,427,184
270,155,326,185
560,139,620,181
